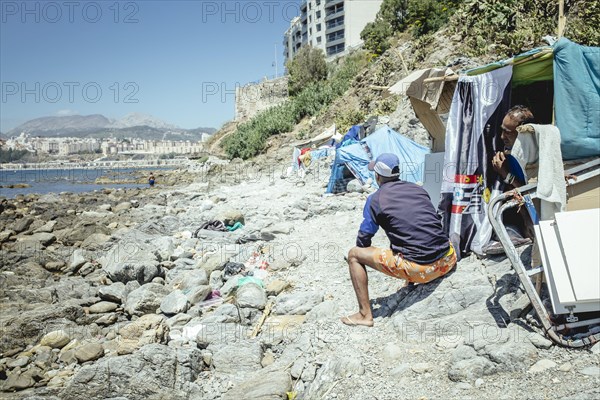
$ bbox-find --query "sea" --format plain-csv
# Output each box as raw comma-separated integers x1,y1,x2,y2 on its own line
0,166,171,198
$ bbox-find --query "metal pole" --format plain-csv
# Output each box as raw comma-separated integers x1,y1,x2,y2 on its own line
274,43,278,78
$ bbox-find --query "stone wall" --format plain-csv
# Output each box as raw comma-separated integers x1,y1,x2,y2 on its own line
235,76,289,122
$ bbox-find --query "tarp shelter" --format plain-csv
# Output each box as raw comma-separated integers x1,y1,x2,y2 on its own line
390,38,600,257
326,125,430,193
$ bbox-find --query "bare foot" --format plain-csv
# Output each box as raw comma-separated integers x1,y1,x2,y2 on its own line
340,312,374,327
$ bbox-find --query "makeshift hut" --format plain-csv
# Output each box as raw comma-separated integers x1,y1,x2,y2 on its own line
391,37,600,257
326,125,430,194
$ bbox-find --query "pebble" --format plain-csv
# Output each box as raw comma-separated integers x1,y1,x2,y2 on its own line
558,362,572,372
528,359,557,373
457,382,472,390
528,334,553,350
591,342,600,355
579,366,600,377
411,363,432,374
475,378,484,387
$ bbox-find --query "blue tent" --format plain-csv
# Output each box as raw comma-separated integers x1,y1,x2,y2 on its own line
326,126,430,193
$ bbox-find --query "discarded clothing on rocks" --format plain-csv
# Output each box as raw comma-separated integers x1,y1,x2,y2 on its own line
193,220,228,237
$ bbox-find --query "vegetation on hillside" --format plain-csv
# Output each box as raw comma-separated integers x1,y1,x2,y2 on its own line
361,0,462,55
362,0,599,58
286,46,328,96
223,52,369,159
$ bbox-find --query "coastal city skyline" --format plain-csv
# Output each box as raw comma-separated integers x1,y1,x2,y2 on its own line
1,1,302,132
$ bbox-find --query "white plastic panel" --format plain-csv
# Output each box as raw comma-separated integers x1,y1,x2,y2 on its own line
555,209,600,302
537,209,600,314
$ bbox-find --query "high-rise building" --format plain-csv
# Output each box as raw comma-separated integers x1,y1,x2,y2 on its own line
283,0,383,62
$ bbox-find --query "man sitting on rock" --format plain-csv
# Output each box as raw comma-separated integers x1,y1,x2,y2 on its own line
342,153,456,327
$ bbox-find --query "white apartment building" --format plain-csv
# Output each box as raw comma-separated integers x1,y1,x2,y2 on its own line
283,0,383,62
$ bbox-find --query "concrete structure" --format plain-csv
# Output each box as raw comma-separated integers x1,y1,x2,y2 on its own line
283,0,383,62
235,76,289,122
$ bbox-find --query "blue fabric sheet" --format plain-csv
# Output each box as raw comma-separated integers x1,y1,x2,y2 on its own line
326,126,430,193
553,38,600,160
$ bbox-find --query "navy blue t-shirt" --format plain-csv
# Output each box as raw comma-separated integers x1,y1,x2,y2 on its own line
356,180,450,264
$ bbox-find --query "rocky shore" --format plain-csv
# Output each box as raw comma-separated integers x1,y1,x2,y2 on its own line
1,156,599,399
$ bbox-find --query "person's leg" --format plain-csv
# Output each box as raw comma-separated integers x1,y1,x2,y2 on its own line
341,246,380,327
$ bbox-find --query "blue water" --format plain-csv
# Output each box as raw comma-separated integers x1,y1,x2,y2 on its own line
0,167,171,198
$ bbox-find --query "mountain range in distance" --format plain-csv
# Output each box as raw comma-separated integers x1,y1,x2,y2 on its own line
2,113,216,142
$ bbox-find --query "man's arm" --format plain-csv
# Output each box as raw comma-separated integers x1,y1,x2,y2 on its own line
356,195,379,247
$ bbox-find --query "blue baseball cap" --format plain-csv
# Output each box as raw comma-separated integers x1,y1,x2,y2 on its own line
368,153,400,177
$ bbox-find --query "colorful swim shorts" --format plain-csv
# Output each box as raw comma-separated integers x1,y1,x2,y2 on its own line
371,244,456,284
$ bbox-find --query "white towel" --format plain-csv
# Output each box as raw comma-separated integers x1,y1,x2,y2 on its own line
511,124,566,220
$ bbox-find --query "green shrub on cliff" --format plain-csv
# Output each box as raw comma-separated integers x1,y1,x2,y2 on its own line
286,46,328,97
450,0,598,57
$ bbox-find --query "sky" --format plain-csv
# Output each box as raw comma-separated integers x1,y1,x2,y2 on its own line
0,0,301,132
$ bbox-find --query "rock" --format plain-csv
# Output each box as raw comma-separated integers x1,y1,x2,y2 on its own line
223,370,292,400
448,356,497,382
12,217,33,233
211,341,263,374
236,282,267,309
265,280,289,296
304,357,365,398
105,261,161,285
95,313,118,326
218,209,245,226
346,179,364,193
75,343,104,363
19,232,56,246
40,330,70,349
185,285,212,306
34,220,57,233
263,222,292,235
0,230,15,242
69,248,87,270
124,283,170,316
591,342,600,355
114,202,132,212
475,378,484,387
448,346,497,382
61,344,202,400
382,343,404,365
7,356,29,368
160,290,190,315
456,382,472,390
274,292,323,315
118,314,169,355
209,270,223,289
528,359,557,373
200,254,226,275
579,366,600,377
559,362,573,372
261,350,275,367
482,338,538,371
89,301,119,314
306,300,339,322
98,282,127,304
80,233,111,250
168,269,209,290
412,362,433,374
528,334,553,349
3,372,35,391
220,275,241,297
98,204,112,211
44,260,65,272
291,358,306,379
